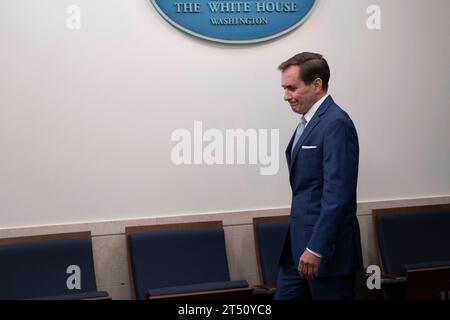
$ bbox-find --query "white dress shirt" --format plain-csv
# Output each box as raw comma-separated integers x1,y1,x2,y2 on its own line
303,93,329,127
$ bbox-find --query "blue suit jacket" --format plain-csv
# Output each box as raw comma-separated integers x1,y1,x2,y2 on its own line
281,95,363,277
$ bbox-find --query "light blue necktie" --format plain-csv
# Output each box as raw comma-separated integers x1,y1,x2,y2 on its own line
291,117,307,158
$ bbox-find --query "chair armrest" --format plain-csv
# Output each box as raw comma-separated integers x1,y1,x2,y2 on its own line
381,277,407,285
252,285,276,295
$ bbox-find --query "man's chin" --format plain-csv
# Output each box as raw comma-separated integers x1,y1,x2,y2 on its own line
291,105,305,114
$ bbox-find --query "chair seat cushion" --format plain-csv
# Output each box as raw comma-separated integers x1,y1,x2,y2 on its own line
148,280,248,298
27,290,110,300
403,260,450,274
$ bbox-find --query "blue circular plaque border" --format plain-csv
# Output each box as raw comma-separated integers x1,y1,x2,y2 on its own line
151,0,318,44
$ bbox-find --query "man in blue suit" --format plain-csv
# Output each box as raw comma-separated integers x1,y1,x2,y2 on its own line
275,52,363,300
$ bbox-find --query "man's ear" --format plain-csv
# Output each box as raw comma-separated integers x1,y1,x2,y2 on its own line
314,78,323,93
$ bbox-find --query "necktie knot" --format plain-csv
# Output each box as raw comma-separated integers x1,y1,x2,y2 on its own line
300,117,307,127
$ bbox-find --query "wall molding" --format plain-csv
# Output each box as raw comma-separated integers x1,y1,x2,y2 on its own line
1,196,448,238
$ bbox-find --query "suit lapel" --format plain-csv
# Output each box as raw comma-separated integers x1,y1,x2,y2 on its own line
289,95,334,174
285,129,296,171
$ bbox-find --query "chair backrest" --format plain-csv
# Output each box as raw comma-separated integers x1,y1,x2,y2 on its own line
253,216,289,288
126,221,231,300
0,232,98,299
373,204,450,277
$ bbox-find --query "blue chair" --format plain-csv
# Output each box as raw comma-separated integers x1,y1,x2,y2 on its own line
253,216,289,296
126,221,252,300
373,204,450,299
0,231,110,300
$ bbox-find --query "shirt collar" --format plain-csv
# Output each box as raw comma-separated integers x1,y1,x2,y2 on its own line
303,93,329,126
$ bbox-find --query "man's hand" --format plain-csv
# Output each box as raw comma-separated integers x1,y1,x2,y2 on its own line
298,250,321,280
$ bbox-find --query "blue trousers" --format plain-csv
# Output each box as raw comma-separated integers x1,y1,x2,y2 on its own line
275,251,356,300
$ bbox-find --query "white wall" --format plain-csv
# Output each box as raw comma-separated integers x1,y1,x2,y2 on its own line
0,0,449,228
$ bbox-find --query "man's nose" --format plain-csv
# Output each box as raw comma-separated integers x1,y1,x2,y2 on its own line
284,90,291,101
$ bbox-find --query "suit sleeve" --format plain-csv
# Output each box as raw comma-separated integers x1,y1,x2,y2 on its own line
307,117,359,258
